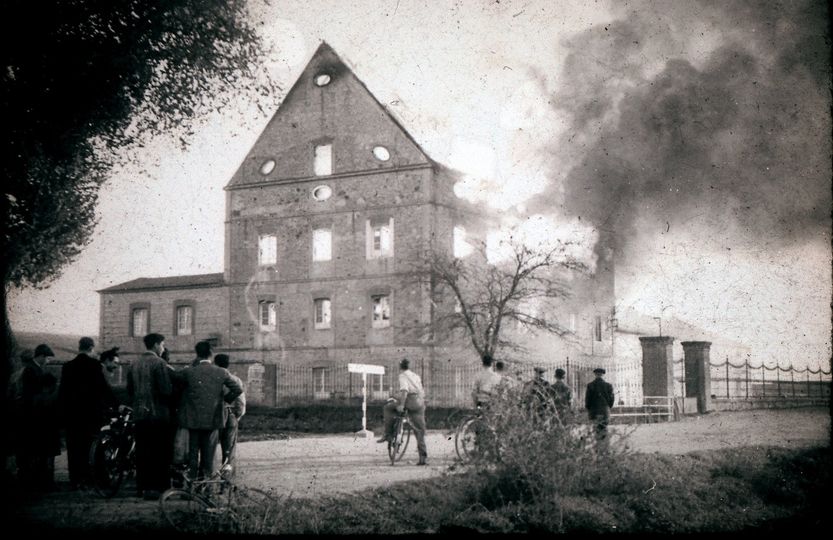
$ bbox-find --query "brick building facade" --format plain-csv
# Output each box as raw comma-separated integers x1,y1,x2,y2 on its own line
99,43,616,406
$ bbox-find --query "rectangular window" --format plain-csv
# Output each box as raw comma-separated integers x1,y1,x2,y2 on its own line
258,234,277,266
312,228,332,262
366,218,393,259
594,315,603,342
259,301,277,332
370,373,387,400
371,295,391,328
453,225,474,258
314,298,331,329
132,308,148,337
314,144,332,176
313,367,331,399
175,305,193,336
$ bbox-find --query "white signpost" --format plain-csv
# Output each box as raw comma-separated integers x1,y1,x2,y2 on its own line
348,363,385,439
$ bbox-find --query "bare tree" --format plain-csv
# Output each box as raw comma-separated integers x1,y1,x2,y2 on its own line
430,238,588,359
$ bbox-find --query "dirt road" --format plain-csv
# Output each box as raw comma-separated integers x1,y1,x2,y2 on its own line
11,407,830,529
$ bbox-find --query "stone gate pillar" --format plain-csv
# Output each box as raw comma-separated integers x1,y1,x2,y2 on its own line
639,336,675,399
681,341,713,413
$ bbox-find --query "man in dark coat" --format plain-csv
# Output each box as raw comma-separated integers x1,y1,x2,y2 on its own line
585,368,615,448
127,333,173,499
8,345,61,491
173,341,243,480
550,368,572,423
58,337,117,489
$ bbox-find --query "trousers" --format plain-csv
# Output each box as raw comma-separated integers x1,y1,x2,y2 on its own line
188,429,219,480
134,418,173,492
383,395,427,458
219,414,239,466
65,425,97,488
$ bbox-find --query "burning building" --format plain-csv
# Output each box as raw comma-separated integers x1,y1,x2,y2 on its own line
98,43,616,406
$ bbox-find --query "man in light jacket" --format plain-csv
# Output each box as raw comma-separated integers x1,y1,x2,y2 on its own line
378,358,428,466
173,341,243,480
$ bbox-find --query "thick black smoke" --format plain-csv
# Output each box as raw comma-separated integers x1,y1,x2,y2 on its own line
536,0,831,263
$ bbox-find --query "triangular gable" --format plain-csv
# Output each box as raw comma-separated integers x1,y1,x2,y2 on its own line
227,42,433,188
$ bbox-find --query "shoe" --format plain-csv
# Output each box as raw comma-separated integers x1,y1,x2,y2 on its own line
417,457,428,466
376,437,389,444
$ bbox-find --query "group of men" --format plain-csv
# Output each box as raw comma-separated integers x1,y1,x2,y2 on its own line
6,335,247,499
127,334,245,499
470,353,616,441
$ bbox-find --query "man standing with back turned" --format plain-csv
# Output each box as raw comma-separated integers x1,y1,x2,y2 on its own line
174,341,243,480
127,333,173,499
58,337,116,490
585,367,614,449
379,358,428,466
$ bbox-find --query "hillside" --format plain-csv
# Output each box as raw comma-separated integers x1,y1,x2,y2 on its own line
12,331,98,361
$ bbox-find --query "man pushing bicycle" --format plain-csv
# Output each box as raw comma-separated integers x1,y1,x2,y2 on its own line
378,358,428,466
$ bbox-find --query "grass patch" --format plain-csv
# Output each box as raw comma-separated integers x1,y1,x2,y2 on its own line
238,403,470,436
251,445,830,534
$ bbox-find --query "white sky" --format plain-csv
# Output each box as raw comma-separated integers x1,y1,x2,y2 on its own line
8,0,831,370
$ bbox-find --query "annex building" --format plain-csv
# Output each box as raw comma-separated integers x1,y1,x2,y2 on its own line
99,43,617,407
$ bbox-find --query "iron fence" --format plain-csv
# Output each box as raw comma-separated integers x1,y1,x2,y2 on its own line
673,357,831,401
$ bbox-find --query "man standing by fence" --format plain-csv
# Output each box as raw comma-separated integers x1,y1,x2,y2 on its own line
585,368,614,450
551,368,572,423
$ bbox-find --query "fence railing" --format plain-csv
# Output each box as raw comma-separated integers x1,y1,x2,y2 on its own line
673,357,831,401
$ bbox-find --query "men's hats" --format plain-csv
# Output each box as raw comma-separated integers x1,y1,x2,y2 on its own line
34,344,55,358
533,366,546,374
555,368,566,378
593,368,606,374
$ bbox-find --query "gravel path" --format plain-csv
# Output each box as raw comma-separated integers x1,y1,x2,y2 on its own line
234,407,831,499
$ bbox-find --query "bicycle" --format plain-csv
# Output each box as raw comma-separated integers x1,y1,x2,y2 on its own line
453,405,499,463
159,462,278,534
387,408,412,465
89,405,136,498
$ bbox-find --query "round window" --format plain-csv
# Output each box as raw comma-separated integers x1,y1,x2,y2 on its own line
260,159,276,175
314,73,332,87
312,185,332,201
372,146,391,161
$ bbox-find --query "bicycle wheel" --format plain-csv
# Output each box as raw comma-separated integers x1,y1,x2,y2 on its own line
394,421,411,462
160,488,227,533
456,416,490,463
453,415,475,462
89,433,127,498
388,416,405,465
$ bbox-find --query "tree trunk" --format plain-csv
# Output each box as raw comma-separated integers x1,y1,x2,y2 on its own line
1,282,18,489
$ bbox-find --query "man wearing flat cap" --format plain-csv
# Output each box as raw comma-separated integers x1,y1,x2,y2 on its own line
585,368,614,449
8,345,61,490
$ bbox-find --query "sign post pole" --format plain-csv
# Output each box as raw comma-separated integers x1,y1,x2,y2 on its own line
348,363,385,440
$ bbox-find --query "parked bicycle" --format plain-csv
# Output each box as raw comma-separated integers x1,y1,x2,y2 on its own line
160,462,278,534
387,409,412,465
89,405,135,498
453,406,499,463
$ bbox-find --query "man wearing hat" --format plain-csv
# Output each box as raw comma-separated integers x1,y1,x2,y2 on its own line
523,366,552,421
585,368,615,448
551,368,572,423
8,344,61,490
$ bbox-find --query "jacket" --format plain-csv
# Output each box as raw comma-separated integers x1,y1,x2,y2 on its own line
127,351,173,422
174,361,243,430
58,353,117,429
585,378,614,417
